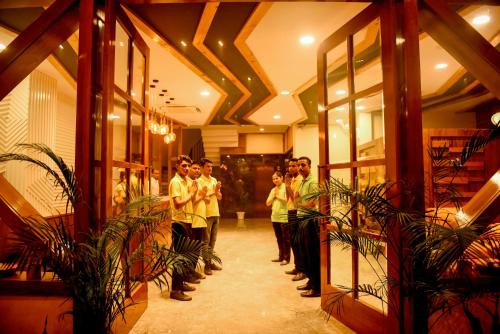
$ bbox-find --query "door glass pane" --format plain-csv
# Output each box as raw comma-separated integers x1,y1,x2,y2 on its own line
132,44,145,105
328,103,350,164
353,18,382,92
131,108,143,164
114,23,129,92
459,5,499,48
329,168,353,289
357,165,387,312
356,92,385,160
326,40,348,105
130,169,143,200
112,167,127,216
112,95,128,161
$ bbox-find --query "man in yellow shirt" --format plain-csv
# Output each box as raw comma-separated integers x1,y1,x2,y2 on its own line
199,158,222,275
284,158,306,281
188,161,208,279
169,155,198,301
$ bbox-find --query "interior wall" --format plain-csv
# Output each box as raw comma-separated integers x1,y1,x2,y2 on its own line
246,133,284,154
423,109,476,128
293,125,319,178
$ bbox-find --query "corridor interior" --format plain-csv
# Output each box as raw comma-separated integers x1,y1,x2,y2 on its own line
129,218,353,334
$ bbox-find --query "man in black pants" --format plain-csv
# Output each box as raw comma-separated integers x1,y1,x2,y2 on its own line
295,156,320,297
284,158,306,281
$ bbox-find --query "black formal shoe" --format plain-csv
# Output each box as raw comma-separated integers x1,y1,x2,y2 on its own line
285,268,298,275
292,272,307,281
170,290,192,301
185,276,201,284
210,263,222,271
297,281,312,291
180,283,196,292
193,271,206,279
271,258,282,262
204,266,213,275
300,289,320,297
280,260,289,266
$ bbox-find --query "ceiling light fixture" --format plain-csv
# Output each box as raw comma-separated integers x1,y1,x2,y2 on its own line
180,40,187,47
200,90,210,96
259,128,264,132
273,115,281,120
59,44,64,50
356,106,365,110
299,35,315,45
218,40,224,47
335,89,347,95
491,112,500,125
472,15,490,25
0,43,5,51
280,90,290,95
435,63,448,69
334,107,345,111
247,77,252,81
119,41,124,47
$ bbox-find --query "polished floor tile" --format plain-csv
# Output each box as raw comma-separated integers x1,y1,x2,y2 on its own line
130,218,354,334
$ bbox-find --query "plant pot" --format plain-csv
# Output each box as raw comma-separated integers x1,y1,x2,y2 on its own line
236,211,245,220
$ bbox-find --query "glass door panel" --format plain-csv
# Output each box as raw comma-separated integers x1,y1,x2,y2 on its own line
353,18,382,93
328,103,350,164
326,41,348,105
355,92,385,160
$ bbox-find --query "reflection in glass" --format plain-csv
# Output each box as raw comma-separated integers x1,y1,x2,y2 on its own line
329,168,353,289
356,92,385,160
326,40,348,105
353,18,382,92
112,167,127,216
112,95,128,161
357,164,387,312
94,94,102,160
130,169,143,200
460,6,499,48
132,45,145,105
114,23,129,92
328,104,350,164
131,109,143,164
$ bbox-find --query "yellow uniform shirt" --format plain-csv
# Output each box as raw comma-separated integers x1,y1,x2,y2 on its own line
199,174,220,217
189,177,207,228
169,173,193,223
287,174,303,210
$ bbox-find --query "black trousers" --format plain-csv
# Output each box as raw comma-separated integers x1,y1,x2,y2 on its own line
272,222,291,262
171,221,194,290
288,210,305,273
302,219,321,292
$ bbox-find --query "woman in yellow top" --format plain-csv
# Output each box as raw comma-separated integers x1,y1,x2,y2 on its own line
266,171,290,265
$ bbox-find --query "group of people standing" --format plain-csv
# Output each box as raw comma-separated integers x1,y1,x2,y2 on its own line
168,155,223,301
266,157,321,298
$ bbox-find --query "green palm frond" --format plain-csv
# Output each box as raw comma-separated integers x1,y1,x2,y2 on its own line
456,125,500,171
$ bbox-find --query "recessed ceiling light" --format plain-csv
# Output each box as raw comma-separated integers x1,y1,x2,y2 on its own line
259,128,264,132
0,43,6,51
59,44,64,50
131,91,136,97
435,63,448,69
472,15,490,25
299,35,315,45
218,40,224,47
335,119,343,123
334,107,345,111
280,90,290,95
247,77,252,81
200,90,210,96
273,115,281,120
109,114,120,120
119,41,124,47
180,40,187,47
227,155,230,158
356,106,365,110
335,89,347,95
222,77,225,81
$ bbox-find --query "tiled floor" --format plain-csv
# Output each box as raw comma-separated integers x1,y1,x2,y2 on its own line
130,218,354,334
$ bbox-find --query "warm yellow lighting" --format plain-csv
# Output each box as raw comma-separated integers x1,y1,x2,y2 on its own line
59,44,64,50
472,15,490,25
247,77,252,81
119,41,124,47
181,40,187,47
218,40,224,47
335,107,345,111
200,90,210,96
0,43,5,51
280,90,290,95
109,114,120,120
318,104,326,112
259,128,264,132
356,106,365,111
491,112,500,125
164,135,171,144
299,35,315,45
435,63,448,69
153,37,159,43
273,115,281,120
335,89,347,95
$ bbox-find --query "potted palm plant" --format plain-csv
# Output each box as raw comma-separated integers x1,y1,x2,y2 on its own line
294,124,500,333
0,144,219,334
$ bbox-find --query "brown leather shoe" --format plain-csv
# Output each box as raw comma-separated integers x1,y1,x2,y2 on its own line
297,281,312,290
204,266,213,275
300,289,320,297
185,276,201,284
181,283,196,292
210,263,222,271
271,258,282,262
292,272,307,281
280,260,289,266
285,268,298,275
170,290,192,301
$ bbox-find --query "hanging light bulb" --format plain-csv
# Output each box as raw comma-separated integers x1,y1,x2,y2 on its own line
163,134,171,144
159,115,168,135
